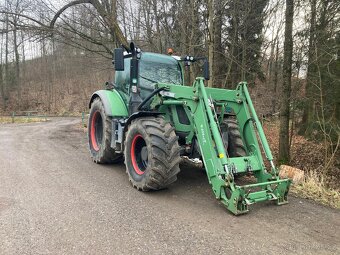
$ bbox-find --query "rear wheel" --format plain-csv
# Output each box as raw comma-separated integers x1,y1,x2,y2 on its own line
124,116,181,191
221,118,246,157
88,98,122,163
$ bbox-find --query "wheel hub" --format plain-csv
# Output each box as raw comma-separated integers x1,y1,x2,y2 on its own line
141,146,148,161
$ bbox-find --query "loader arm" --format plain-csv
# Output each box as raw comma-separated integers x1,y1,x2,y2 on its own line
156,78,291,215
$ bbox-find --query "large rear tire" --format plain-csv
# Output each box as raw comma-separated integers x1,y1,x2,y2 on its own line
88,98,122,163
124,116,181,191
221,118,247,157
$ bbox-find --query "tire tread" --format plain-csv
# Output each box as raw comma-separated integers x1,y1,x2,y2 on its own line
125,116,181,191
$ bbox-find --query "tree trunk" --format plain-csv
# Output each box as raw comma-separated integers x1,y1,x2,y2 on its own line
272,37,280,113
207,0,214,87
212,0,224,87
3,6,9,109
0,42,3,107
224,0,239,88
300,0,317,135
278,0,294,163
152,0,162,52
13,21,21,105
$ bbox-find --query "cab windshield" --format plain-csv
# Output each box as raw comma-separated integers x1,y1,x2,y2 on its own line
139,60,182,89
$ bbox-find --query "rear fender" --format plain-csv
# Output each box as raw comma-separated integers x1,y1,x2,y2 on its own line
89,90,128,117
122,111,163,151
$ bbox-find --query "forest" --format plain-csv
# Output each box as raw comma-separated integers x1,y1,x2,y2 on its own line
0,0,339,205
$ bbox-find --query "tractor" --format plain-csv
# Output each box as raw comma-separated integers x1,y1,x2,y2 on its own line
88,42,291,215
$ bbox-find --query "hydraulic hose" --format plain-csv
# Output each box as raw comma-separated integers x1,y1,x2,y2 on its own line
137,87,166,111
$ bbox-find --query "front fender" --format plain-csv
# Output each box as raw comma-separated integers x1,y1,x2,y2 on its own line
89,90,128,117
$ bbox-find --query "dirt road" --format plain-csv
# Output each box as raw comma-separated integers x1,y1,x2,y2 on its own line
0,118,339,255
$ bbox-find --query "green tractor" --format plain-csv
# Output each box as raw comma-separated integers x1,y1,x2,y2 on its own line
88,42,290,215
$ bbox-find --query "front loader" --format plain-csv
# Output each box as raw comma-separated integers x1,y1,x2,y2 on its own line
88,43,291,215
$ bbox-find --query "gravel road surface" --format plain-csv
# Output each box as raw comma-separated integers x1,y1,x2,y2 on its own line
0,118,339,255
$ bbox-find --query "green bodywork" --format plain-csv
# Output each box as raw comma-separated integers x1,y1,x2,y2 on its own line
89,89,128,117
91,51,291,215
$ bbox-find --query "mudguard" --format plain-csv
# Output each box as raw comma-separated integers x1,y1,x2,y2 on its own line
89,90,128,117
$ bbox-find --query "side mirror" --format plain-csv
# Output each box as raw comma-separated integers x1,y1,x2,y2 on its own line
130,42,136,54
203,61,210,80
114,48,124,71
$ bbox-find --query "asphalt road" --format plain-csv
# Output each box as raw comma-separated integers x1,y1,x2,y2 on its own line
0,118,339,255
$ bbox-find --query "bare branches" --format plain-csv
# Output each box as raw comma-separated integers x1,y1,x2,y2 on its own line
0,11,50,29
0,0,128,59
49,0,128,48
50,0,92,30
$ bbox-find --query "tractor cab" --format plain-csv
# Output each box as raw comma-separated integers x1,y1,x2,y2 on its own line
114,51,183,101
113,42,209,114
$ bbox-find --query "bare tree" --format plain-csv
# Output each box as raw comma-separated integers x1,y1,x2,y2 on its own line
50,0,128,48
278,0,294,163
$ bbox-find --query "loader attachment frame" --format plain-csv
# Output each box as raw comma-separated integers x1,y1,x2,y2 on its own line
155,78,291,215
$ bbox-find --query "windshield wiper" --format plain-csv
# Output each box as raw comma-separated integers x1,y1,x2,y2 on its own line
167,77,178,84
140,75,158,84
140,75,179,85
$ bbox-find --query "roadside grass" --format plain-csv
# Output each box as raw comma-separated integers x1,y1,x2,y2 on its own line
291,171,340,209
0,116,48,124
263,119,340,209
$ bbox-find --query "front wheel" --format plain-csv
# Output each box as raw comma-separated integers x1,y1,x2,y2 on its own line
88,98,122,163
124,117,181,191
221,118,247,157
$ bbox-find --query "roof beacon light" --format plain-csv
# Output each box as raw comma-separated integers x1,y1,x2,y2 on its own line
167,48,174,55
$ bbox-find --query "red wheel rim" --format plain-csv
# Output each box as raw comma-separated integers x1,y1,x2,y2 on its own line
90,111,101,151
131,134,148,175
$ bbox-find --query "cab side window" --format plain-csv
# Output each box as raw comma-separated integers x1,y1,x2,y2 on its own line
115,58,130,94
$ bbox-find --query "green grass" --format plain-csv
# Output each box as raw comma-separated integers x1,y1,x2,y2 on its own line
0,116,48,124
